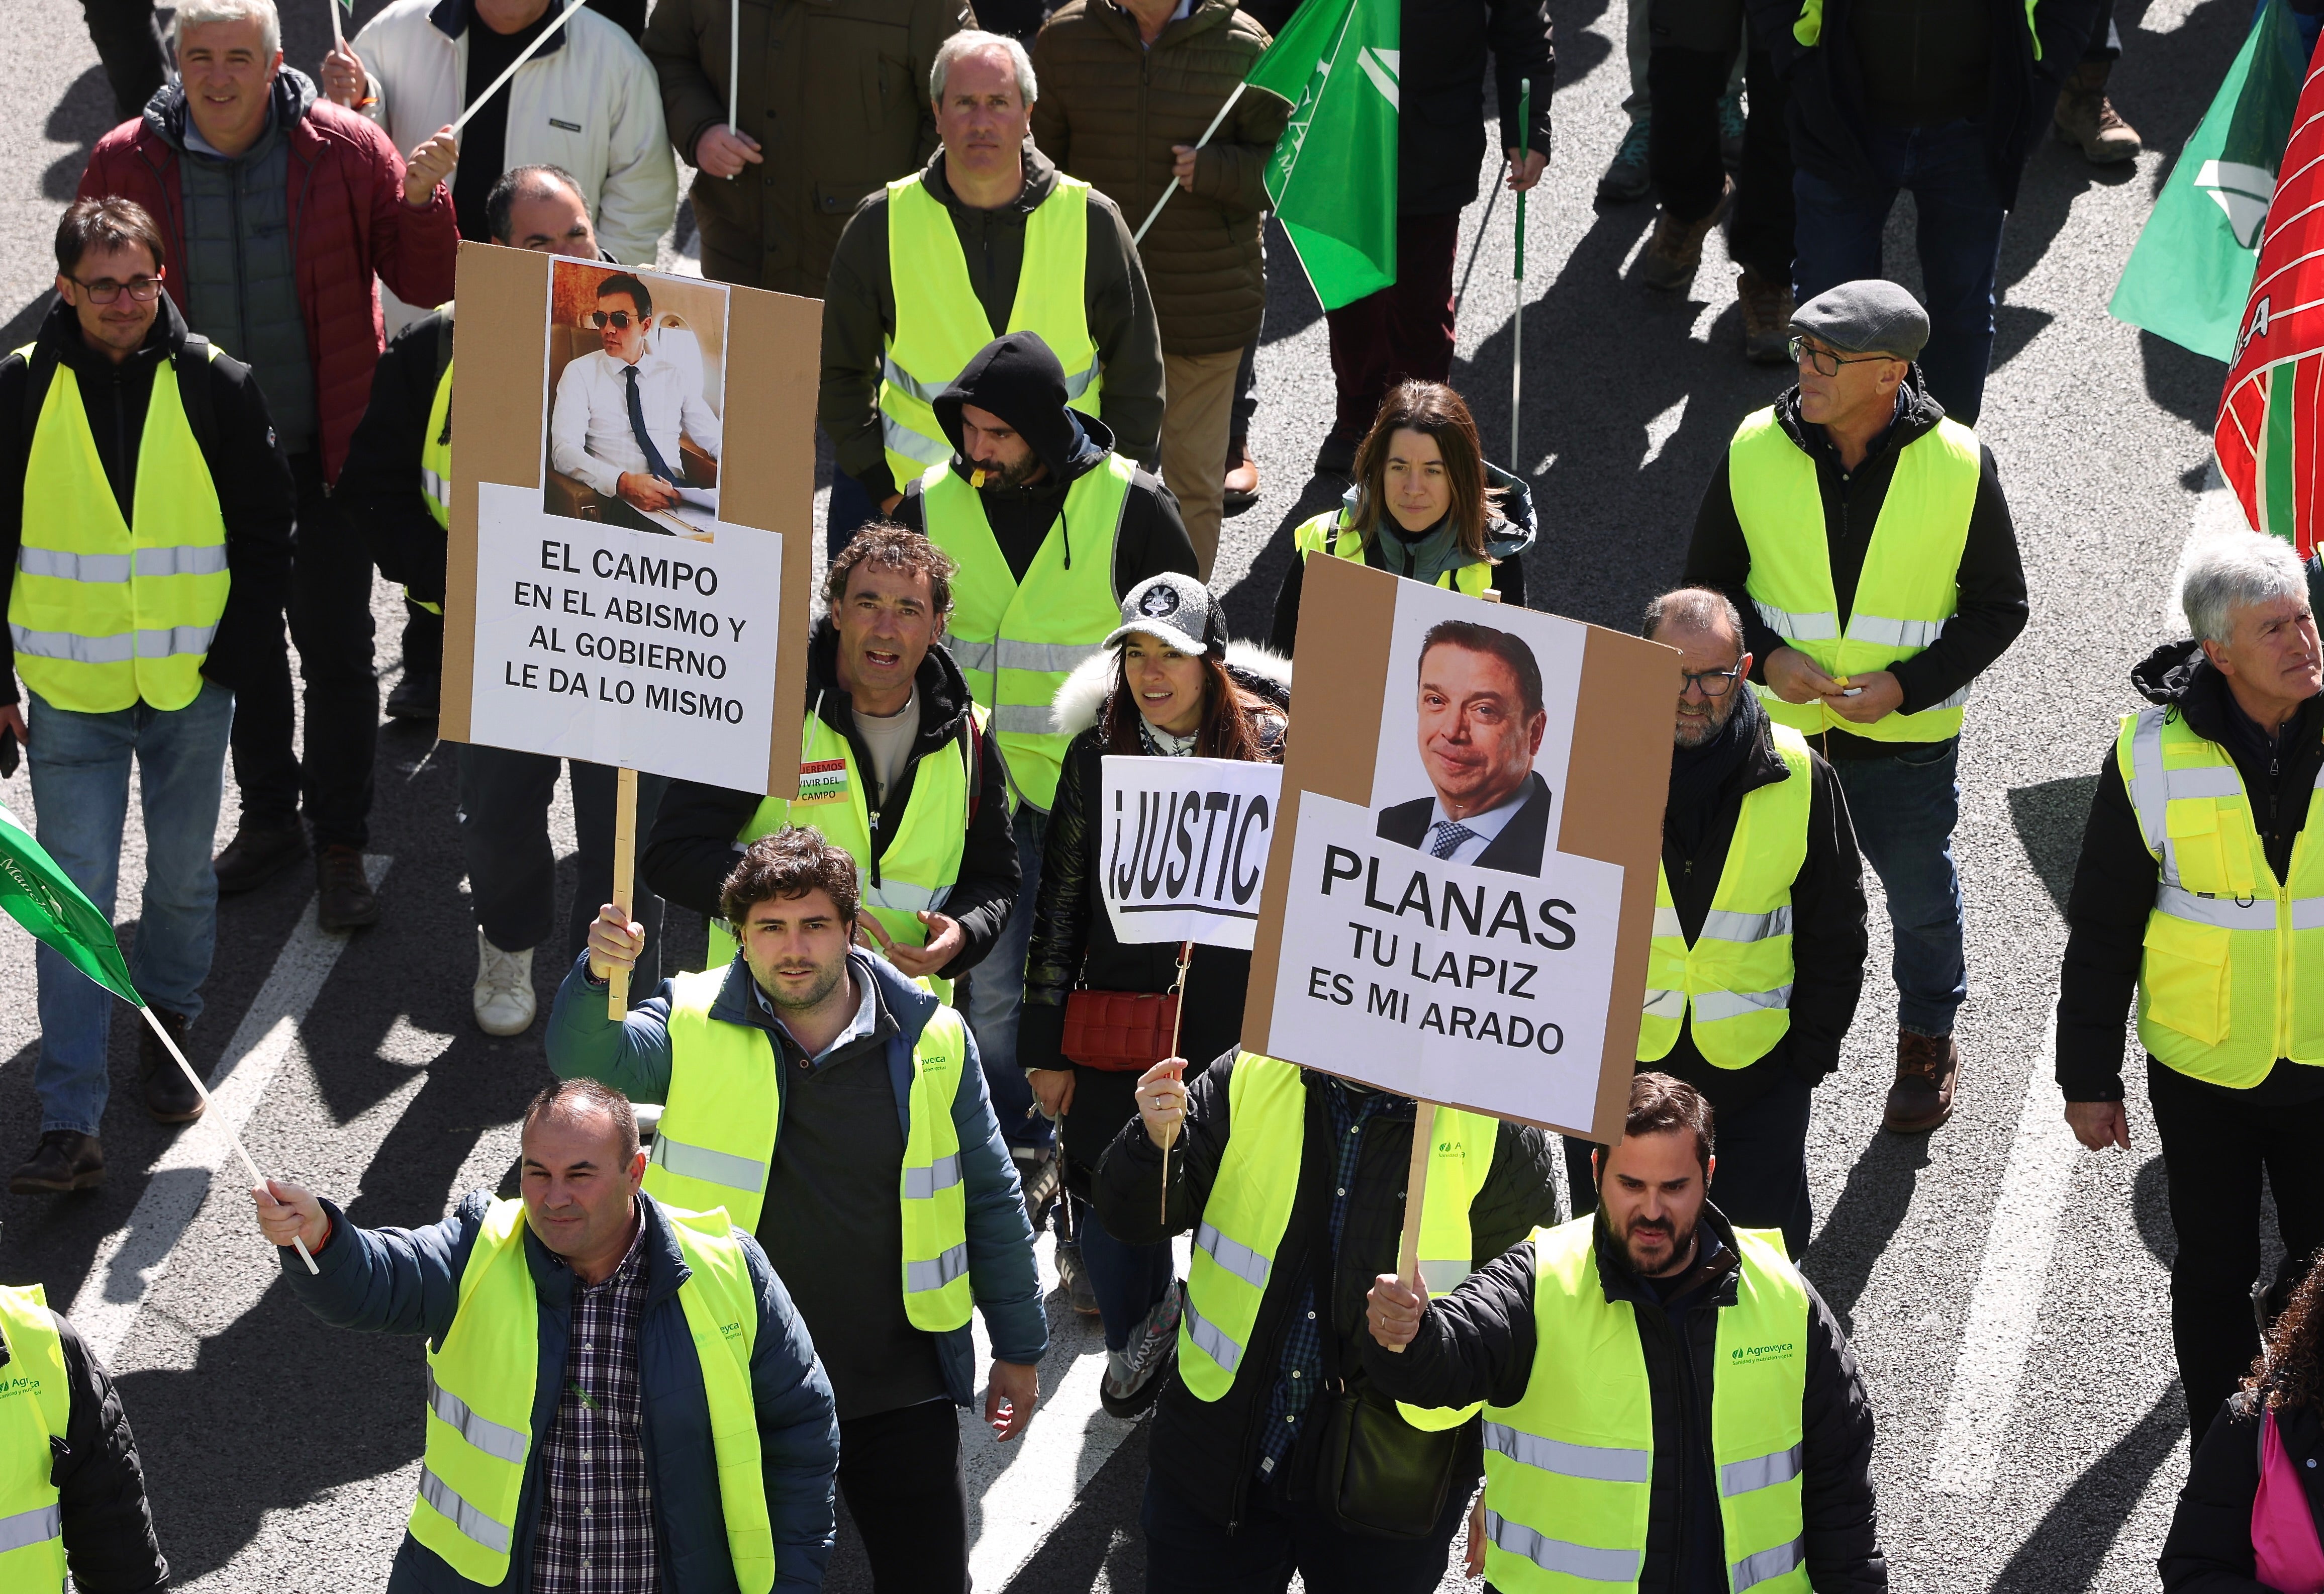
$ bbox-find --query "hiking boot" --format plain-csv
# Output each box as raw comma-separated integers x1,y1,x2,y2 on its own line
1597,120,1653,205
1884,1030,1961,1133
137,1007,206,1123
1223,437,1261,516
385,672,440,720
1102,1279,1185,1418
1719,87,1746,172
1638,179,1732,293
1054,1240,1101,1318
473,930,537,1037
316,845,379,932
214,821,308,895
1737,268,1795,364
2054,60,2140,163
10,1131,104,1194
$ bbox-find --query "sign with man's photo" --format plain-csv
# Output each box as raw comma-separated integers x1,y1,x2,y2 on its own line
1244,556,1678,1142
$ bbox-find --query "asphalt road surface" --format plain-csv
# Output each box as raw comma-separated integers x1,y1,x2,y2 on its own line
0,0,2261,1587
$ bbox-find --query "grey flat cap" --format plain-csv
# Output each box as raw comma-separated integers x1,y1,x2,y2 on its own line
1792,279,1929,360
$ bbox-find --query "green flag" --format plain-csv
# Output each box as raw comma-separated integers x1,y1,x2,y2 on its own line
0,801,141,1006
1246,0,1399,311
2110,0,2308,360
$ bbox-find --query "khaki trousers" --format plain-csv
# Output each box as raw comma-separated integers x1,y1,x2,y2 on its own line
1159,348,1242,581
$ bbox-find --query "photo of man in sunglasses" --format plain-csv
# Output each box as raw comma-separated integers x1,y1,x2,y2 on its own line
547,269,724,535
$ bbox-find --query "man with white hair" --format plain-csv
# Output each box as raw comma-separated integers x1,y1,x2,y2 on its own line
2057,529,2324,1442
817,28,1165,558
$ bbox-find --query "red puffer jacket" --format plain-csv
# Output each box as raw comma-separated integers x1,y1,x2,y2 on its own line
76,75,459,484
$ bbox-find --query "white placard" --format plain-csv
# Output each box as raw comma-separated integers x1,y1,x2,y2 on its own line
467,481,785,790
1099,756,1283,950
1266,793,1623,1129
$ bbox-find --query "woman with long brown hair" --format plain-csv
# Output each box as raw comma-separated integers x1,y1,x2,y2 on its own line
1017,572,1289,1418
1270,379,1535,654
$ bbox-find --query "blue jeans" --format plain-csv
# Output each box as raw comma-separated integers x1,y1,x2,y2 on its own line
1791,121,2008,425
29,682,235,1136
967,802,1051,1154
1831,737,1966,1037
1076,1193,1175,1352
827,455,883,565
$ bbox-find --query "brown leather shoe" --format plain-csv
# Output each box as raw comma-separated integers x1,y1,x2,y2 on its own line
1638,178,1733,293
214,821,309,894
316,845,379,932
1737,268,1795,365
1884,1030,1960,1133
137,1007,207,1123
10,1131,104,1194
2053,60,2141,163
1222,437,1261,516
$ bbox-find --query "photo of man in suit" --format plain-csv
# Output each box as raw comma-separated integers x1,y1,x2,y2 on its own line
548,271,722,534
1376,620,1553,875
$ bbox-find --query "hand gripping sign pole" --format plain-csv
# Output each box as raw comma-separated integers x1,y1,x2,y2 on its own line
1382,1100,1438,1353
1158,940,1193,1223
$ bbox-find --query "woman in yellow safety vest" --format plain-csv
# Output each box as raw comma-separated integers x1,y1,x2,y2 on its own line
1019,572,1291,1417
1270,380,1535,655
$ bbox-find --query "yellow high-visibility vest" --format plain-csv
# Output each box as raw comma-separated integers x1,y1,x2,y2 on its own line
1290,510,1494,597
0,1284,70,1590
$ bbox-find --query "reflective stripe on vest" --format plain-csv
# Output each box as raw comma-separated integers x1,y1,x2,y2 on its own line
0,1284,70,1591
643,968,976,1330
11,343,230,713
1638,723,1813,1069
1177,1053,1496,1438
422,354,454,531
1479,1217,1810,1594
2116,706,2324,1085
924,455,1132,811
1290,510,1494,597
1728,406,1979,743
879,172,1102,488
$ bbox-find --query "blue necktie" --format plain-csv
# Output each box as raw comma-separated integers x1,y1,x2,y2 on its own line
1427,821,1476,860
623,364,678,485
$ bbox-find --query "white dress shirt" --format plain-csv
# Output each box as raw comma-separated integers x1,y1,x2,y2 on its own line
549,340,723,499
1422,782,1531,866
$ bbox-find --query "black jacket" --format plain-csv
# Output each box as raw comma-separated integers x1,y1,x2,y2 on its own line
1360,1207,1887,1594
1391,0,1555,215
0,294,294,706
1747,0,2100,210
642,620,1019,980
18,1303,170,1591
1377,771,1553,874
1682,371,2028,759
339,307,453,605
2162,1390,2324,1592
1653,710,1867,1114
2055,639,2324,1103
1018,647,1291,1188
1092,1053,1560,1528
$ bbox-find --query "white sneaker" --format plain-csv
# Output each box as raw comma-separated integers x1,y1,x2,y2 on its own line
472,931,536,1036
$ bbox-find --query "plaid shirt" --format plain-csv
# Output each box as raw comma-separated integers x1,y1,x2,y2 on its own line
532,1212,657,1594
1256,1082,1411,1481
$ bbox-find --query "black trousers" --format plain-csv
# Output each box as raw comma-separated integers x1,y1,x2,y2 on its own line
400,599,443,685
839,1398,969,1593
1566,1065,1815,1257
80,0,166,122
1648,29,1794,283
2149,1057,2324,1436
456,746,667,980
1141,1465,1473,1593
230,449,380,848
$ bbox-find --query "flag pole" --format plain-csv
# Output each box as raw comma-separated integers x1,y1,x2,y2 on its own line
450,0,586,136
137,1005,318,1275
1133,81,1250,248
609,767,638,1019
1158,941,1192,1224
1511,77,1529,470
728,0,740,153
329,0,345,48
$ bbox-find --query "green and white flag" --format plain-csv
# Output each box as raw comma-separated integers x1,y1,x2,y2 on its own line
0,801,140,1005
1246,0,1400,311
2110,0,2309,361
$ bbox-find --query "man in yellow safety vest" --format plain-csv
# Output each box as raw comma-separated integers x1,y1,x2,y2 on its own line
1566,588,1866,1260
1364,1072,1885,1594
2059,530,2324,1442
1684,279,2027,1137
1,197,293,1196
816,27,1164,558
253,1076,839,1591
550,827,1046,1589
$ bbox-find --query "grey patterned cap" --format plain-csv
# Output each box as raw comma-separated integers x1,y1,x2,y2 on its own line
1791,279,1929,359
1103,572,1229,659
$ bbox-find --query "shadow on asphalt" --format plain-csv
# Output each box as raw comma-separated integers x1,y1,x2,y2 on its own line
2005,774,2099,917
1989,1380,2187,1593
1802,1130,1934,1334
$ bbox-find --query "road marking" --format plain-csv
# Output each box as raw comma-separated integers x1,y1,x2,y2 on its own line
1925,1015,2078,1496
68,856,392,1367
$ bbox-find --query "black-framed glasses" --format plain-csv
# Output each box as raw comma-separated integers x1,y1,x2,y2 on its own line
1787,335,1890,378
590,309,641,329
1679,666,1742,698
72,273,163,305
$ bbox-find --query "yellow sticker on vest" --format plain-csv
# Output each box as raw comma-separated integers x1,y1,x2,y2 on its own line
797,758,849,805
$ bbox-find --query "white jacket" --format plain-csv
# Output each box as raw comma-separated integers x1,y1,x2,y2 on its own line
351,0,677,267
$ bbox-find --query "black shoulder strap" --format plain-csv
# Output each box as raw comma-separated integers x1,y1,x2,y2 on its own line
959,713,981,833
174,334,218,470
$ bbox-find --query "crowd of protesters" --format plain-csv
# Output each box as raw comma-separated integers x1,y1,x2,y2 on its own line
10,0,2321,1588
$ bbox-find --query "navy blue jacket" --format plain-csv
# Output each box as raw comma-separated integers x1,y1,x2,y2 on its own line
545,950,1049,1401
278,1189,839,1593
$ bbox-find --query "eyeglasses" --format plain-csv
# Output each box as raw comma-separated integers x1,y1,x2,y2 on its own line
1787,335,1892,378
590,309,641,329
71,274,164,305
1679,666,1742,698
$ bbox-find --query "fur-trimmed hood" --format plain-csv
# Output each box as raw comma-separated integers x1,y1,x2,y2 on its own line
1050,640,1292,738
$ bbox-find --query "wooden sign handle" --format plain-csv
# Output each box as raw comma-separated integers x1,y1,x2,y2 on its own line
1385,1100,1438,1354
1161,941,1192,1225
609,766,638,1019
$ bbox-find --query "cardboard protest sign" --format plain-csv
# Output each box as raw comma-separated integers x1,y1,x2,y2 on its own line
1101,756,1283,950
1243,557,1676,1143
441,244,813,796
